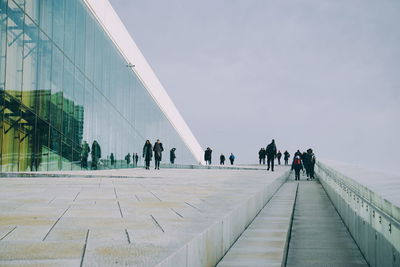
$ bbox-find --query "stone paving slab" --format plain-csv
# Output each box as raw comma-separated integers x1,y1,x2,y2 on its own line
0,166,289,266
217,181,298,267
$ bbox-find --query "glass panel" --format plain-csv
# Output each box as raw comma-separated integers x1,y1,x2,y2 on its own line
39,0,52,38
5,0,23,97
64,0,75,61
24,0,40,24
36,31,52,122
52,0,64,48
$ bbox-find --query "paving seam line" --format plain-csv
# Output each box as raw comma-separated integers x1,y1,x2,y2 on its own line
282,182,299,267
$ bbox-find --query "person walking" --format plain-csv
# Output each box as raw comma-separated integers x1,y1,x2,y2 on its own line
266,139,277,171
153,139,164,170
258,148,266,165
81,141,90,169
170,148,176,164
277,150,282,165
284,150,290,165
229,153,235,165
125,153,131,167
307,148,316,180
291,155,303,181
142,140,153,170
204,147,212,165
91,140,101,170
302,151,310,178
110,153,115,168
220,154,225,165
134,153,139,166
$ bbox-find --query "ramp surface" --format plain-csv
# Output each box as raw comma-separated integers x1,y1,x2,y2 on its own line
286,179,368,267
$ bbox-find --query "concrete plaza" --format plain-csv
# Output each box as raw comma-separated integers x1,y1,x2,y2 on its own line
0,166,289,266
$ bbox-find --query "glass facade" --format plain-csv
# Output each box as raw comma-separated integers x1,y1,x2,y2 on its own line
0,0,196,171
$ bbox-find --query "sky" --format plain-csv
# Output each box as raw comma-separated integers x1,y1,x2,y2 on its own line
109,0,400,172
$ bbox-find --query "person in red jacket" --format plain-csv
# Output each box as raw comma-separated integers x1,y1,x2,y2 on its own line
291,155,303,181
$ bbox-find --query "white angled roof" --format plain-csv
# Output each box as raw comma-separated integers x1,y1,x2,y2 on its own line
83,0,204,164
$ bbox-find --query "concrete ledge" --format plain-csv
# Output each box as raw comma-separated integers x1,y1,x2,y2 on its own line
0,165,266,179
217,182,298,267
156,171,290,267
316,162,400,267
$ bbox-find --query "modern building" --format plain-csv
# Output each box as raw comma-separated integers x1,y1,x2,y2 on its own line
0,0,203,172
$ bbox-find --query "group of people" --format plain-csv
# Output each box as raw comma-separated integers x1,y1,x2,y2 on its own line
81,140,101,170
124,153,139,167
142,139,177,170
80,138,177,171
204,147,236,165
291,149,316,180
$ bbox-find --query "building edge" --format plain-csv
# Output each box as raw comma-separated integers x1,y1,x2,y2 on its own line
82,0,204,164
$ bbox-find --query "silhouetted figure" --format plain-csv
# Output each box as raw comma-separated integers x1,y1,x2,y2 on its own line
125,153,131,166
266,139,277,171
302,151,309,178
259,148,266,165
294,150,302,158
306,148,316,180
220,154,225,165
170,148,176,164
277,150,282,165
110,153,115,168
229,153,235,165
134,153,139,166
81,141,90,169
143,140,153,170
204,147,212,165
91,140,101,170
291,155,303,181
284,150,290,165
153,139,164,170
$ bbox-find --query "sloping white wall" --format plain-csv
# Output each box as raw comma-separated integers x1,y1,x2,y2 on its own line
83,0,204,164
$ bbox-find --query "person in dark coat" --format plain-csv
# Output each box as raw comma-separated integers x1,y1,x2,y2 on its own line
134,153,139,166
91,140,101,170
220,154,225,165
294,150,302,158
125,153,131,166
110,153,115,167
291,155,303,181
81,141,90,169
302,151,310,178
284,151,290,165
258,148,266,165
204,147,212,165
142,140,152,170
229,153,235,165
170,148,176,164
266,139,277,171
153,139,164,170
276,150,282,165
306,148,316,180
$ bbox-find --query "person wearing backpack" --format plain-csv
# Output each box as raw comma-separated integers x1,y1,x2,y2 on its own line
229,153,235,165
291,155,303,181
266,139,277,171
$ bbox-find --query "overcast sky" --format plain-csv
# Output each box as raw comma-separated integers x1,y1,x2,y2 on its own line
109,0,400,172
